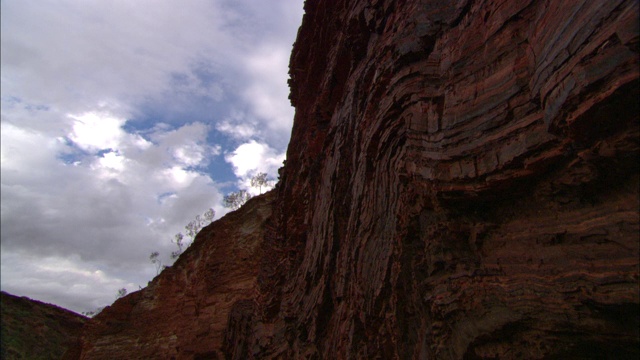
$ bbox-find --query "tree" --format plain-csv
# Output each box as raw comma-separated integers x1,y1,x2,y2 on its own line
223,173,276,210
251,172,269,194
184,215,201,240
116,288,127,299
82,307,104,318
223,189,252,210
170,233,184,259
150,251,162,275
172,208,215,259
203,208,215,223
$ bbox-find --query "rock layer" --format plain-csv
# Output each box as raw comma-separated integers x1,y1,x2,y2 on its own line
71,0,639,359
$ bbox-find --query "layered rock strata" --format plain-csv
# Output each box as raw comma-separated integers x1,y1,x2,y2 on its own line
233,0,640,358
71,0,639,359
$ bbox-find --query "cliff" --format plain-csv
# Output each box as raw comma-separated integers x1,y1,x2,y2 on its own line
1,291,87,359
71,0,639,359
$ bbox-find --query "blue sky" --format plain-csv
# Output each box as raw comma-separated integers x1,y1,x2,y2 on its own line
0,0,304,313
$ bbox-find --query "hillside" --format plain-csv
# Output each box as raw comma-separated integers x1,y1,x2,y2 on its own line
1,291,87,360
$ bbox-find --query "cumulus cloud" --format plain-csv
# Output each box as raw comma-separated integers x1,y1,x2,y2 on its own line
215,111,259,141
68,113,128,152
241,44,297,149
225,140,285,194
216,121,258,140
244,47,294,118
1,110,226,312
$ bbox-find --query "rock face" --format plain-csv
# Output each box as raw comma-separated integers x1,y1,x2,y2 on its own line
72,0,639,359
1,291,87,360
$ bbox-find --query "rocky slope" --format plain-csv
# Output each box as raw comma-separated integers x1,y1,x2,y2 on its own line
65,192,276,359
1,291,87,360
71,0,639,359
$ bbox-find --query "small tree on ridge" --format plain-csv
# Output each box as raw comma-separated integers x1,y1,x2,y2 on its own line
251,172,269,194
150,251,162,275
223,189,252,210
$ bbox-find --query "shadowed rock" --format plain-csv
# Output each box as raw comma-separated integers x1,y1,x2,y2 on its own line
1,291,87,360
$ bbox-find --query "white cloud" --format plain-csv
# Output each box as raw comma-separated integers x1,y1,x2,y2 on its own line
160,166,199,188
173,145,205,167
93,150,127,180
0,122,61,171
68,112,126,151
0,253,136,312
225,140,285,182
241,44,296,148
216,120,258,140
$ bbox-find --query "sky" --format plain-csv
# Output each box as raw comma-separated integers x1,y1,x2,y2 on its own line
1,0,304,314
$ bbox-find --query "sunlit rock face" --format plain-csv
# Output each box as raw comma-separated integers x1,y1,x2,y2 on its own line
70,0,638,359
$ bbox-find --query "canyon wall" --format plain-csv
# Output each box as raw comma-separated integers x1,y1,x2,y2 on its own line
72,0,639,359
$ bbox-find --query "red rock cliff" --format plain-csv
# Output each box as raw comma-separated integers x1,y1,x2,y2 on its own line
72,0,639,359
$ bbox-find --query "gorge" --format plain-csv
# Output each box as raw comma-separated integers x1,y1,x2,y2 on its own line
62,0,639,358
